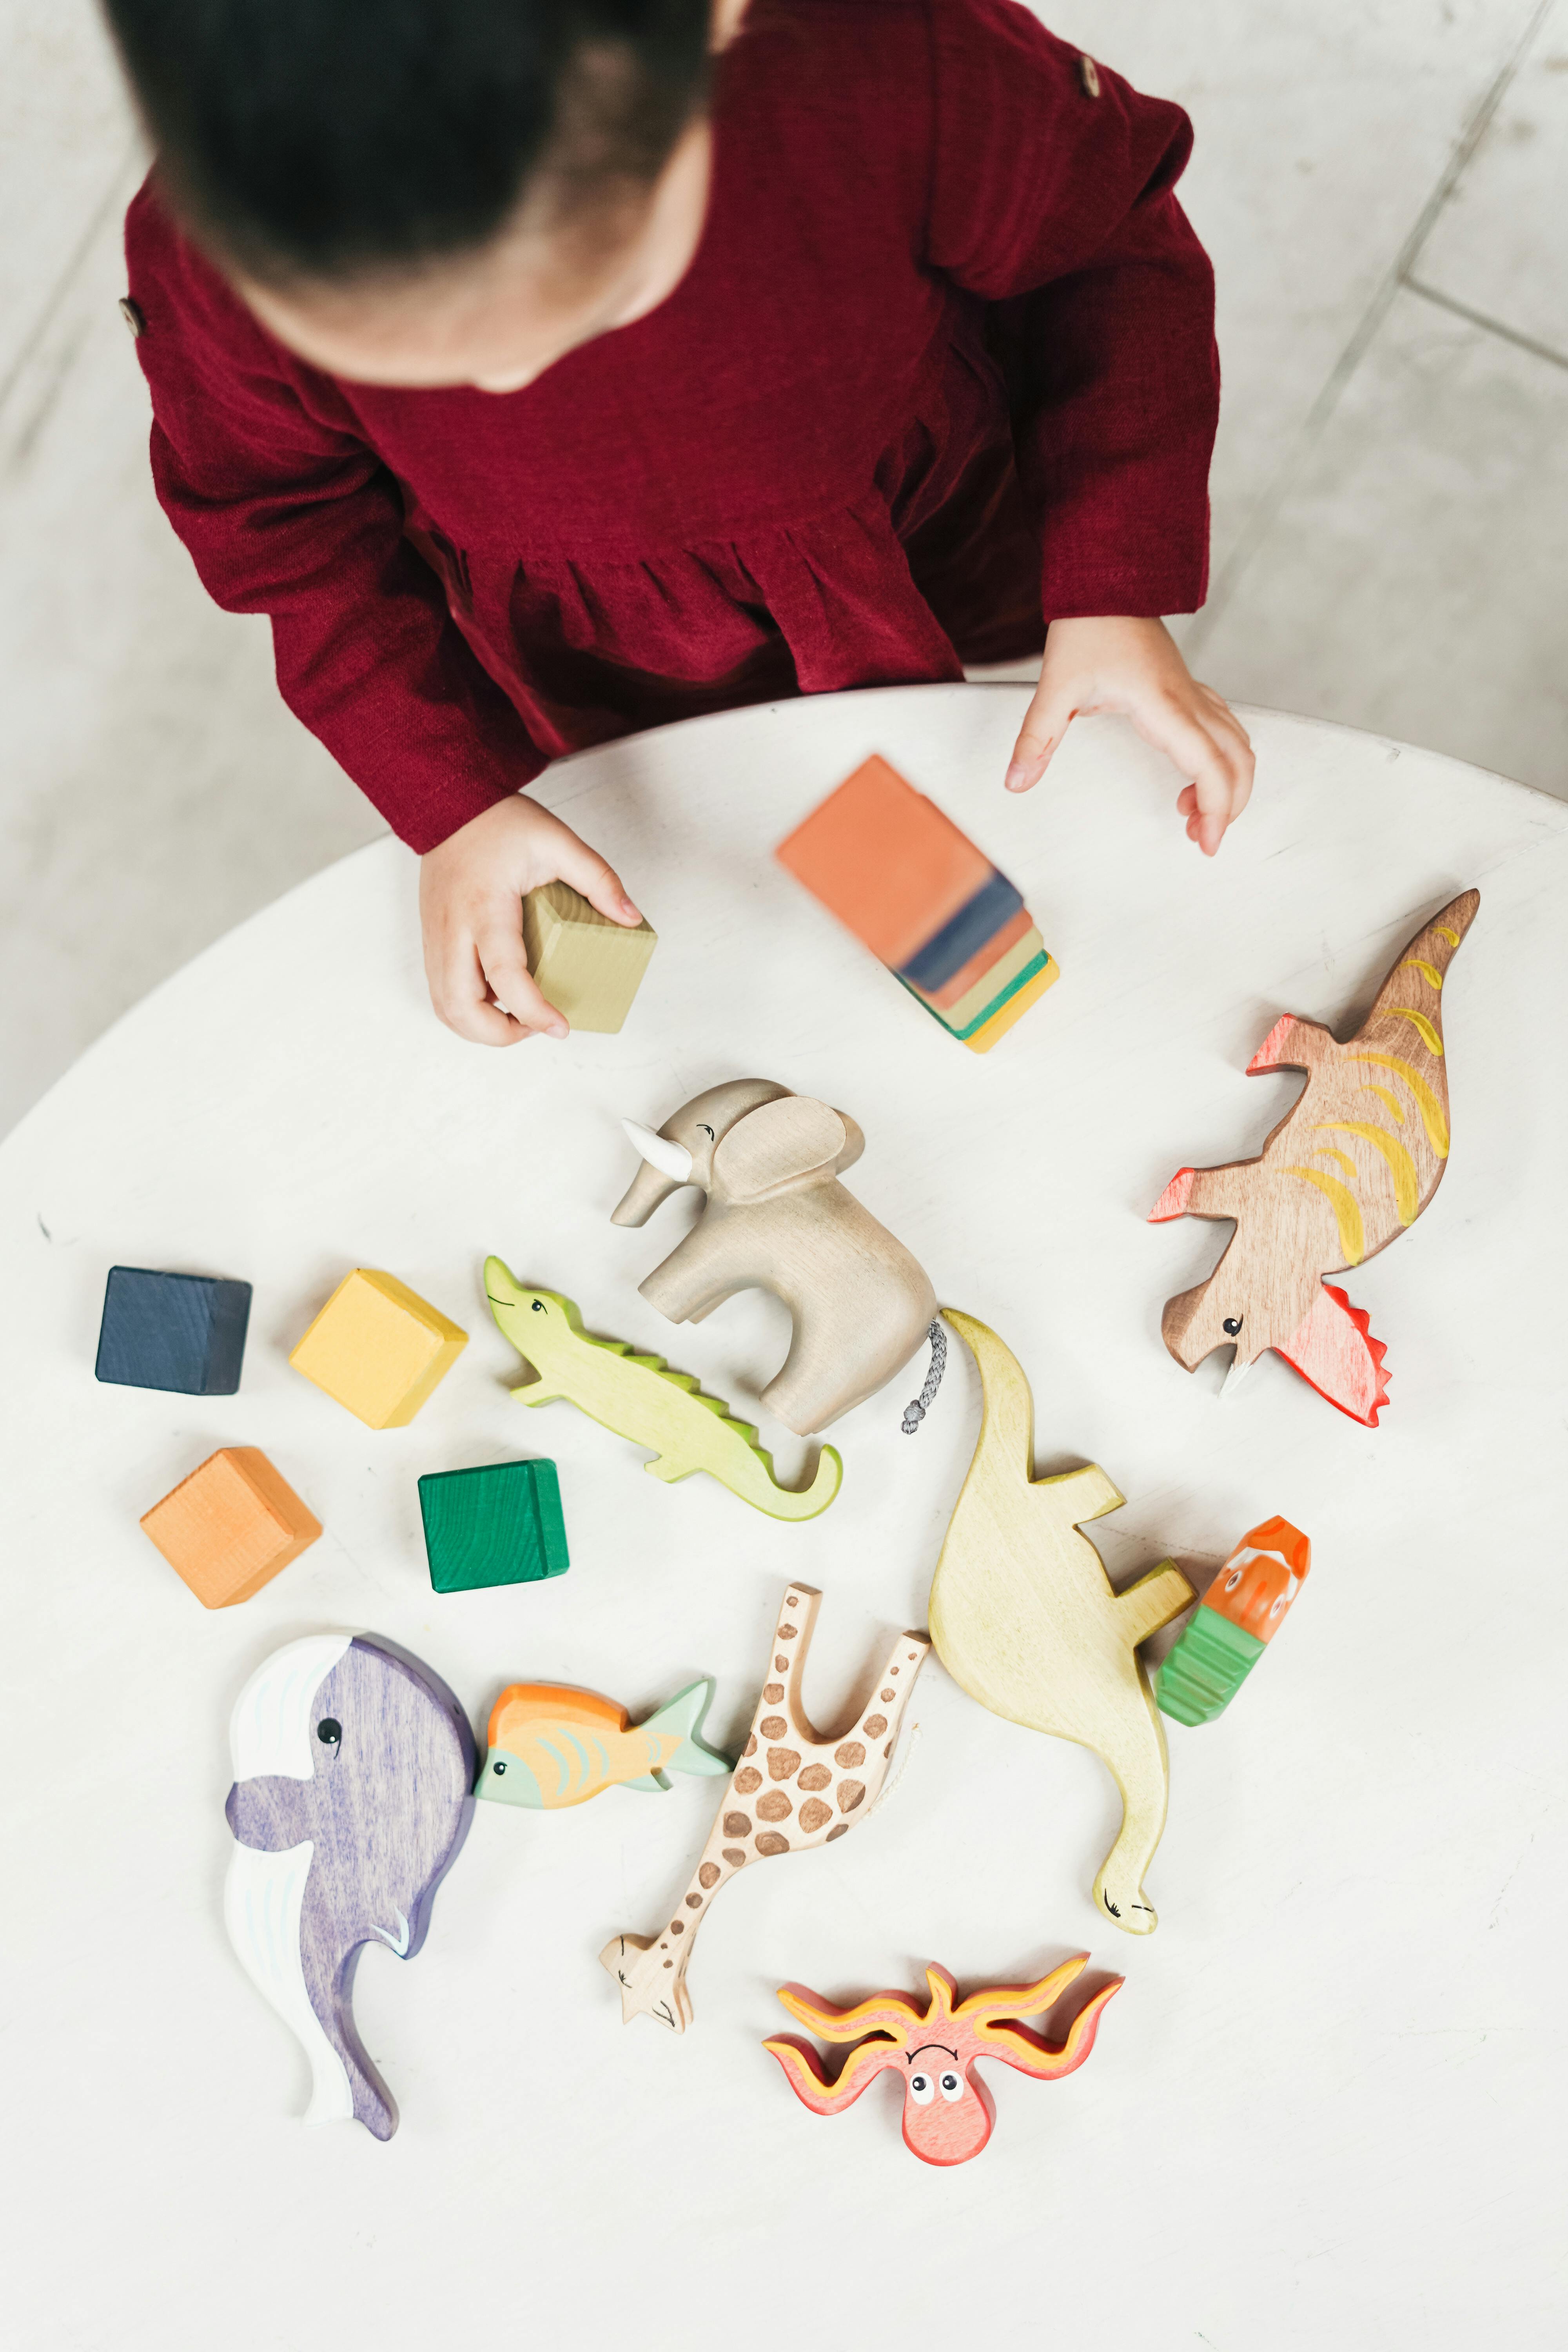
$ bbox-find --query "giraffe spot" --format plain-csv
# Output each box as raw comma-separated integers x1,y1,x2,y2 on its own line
834,1742,866,1769
768,1747,802,1782
755,1832,790,1857
891,1666,899,1675
863,1715,887,1739
684,1894,702,1909
734,1767,762,1795
756,1791,792,1822
723,1812,751,1837
775,1656,789,1672
779,1624,798,1639
722,1847,747,1867
742,1735,757,1757
698,1863,720,1889
799,1798,833,1834
837,1780,866,1813
663,1959,673,1969
670,1920,685,1935
880,1689,895,1703
826,1824,848,1842
763,1683,784,1704
798,1763,831,1791
785,1594,799,1606
760,1715,787,1739
884,1741,893,1757
907,1651,919,1661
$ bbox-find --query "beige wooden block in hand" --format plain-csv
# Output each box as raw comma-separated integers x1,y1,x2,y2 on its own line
522,881,657,1033
289,1269,467,1427
141,1446,321,1607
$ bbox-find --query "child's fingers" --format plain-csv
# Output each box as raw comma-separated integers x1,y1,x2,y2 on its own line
1004,684,1076,792
1141,696,1250,856
550,829,643,926
428,934,533,1046
476,925,568,1040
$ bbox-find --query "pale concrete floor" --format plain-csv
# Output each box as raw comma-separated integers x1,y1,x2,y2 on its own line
2,0,1564,1134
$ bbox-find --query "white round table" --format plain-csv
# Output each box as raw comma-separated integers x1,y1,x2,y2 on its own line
3,689,1562,2347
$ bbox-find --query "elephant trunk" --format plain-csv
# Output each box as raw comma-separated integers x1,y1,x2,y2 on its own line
612,1156,688,1227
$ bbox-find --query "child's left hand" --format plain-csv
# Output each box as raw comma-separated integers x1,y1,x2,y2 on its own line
1003,615,1255,855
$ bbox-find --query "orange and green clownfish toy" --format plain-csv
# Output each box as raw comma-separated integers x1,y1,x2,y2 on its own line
1155,1516,1311,1726
476,1680,730,1809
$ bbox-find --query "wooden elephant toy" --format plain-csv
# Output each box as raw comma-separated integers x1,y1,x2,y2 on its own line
612,1079,936,1435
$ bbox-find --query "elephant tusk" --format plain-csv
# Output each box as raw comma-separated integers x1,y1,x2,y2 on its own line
622,1119,694,1186
1221,1352,1252,1398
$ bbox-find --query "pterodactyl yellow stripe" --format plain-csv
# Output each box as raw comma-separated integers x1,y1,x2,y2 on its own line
1359,1081,1405,1124
1433,923,1460,947
1312,1120,1420,1224
1350,1053,1449,1156
1312,1145,1359,1180
1399,957,1443,990
1381,1006,1444,1054
1283,1165,1366,1265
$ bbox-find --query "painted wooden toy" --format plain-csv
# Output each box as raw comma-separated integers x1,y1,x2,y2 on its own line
1149,889,1479,1424
419,1457,570,1593
602,1584,929,2031
1156,1516,1311,1726
765,1956,1120,2167
521,879,657,1034
929,1310,1194,1935
96,1265,251,1394
289,1267,467,1428
775,755,1060,1051
223,1632,475,2140
141,1446,321,1607
484,1263,841,1519
476,1680,730,1808
613,1078,937,1434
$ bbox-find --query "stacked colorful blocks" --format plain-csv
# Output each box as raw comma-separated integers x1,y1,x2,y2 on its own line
775,756,1058,1051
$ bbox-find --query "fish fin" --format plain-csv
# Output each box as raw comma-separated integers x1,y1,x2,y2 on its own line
642,1678,732,1778
623,1772,670,1793
1274,1281,1390,1426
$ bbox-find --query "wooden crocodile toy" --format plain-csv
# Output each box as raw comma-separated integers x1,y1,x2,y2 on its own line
483,1262,842,1521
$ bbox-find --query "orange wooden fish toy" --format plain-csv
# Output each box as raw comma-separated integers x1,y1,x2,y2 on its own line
1150,891,1478,1423
476,1681,730,1810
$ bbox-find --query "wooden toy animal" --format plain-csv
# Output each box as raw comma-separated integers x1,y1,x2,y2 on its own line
613,1078,937,1434
1156,1515,1311,1726
765,1956,1120,2167
476,1680,729,1808
602,1584,929,2031
223,1632,475,2140
484,1263,841,1519
1149,889,1479,1424
928,1311,1194,1935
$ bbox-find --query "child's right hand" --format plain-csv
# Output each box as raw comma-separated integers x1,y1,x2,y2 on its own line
418,795,644,1043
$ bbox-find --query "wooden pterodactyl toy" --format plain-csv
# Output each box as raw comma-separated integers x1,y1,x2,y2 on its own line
1149,890,1479,1424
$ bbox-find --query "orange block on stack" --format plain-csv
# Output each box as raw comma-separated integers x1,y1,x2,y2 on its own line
775,755,1059,1051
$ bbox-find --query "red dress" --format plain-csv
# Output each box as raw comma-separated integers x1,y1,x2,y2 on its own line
124,0,1218,853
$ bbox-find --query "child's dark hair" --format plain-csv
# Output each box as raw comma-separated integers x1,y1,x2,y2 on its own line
103,0,714,284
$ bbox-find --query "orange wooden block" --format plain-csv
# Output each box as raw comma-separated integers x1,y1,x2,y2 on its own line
140,1447,322,1608
775,757,993,968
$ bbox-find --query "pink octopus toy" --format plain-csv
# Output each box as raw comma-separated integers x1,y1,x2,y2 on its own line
764,1955,1120,2167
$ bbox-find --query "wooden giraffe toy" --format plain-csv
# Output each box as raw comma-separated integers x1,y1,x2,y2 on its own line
1149,889,1479,1423
929,1312,1194,1935
601,1584,929,2031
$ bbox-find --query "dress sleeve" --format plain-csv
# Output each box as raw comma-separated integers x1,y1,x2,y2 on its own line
923,0,1219,620
123,183,544,852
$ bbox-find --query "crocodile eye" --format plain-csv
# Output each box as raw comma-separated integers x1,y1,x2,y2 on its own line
939,2071,964,2102
908,2072,934,2104
1222,1316,1243,1337
492,1759,507,1775
531,1299,545,1313
316,1719,341,1747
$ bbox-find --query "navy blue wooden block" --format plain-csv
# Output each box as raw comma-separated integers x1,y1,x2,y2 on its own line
95,1266,252,1394
896,870,1025,993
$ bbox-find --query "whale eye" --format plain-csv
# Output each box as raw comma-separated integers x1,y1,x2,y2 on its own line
939,2071,964,2102
531,1299,545,1314
1222,1316,1243,1337
492,1759,507,1775
908,2072,934,2104
316,1719,341,1747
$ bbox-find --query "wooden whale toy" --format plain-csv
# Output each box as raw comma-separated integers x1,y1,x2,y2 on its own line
1149,889,1479,1423
223,1632,475,2140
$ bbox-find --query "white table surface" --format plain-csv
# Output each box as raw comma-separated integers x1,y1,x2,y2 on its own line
3,687,1564,2347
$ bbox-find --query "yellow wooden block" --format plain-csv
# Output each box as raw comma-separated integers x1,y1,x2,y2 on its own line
522,880,657,1033
963,955,1060,1053
289,1269,468,1428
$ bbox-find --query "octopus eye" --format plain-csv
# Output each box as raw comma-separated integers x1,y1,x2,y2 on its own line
939,2072,964,2102
492,1759,507,1775
1225,1567,1244,1591
316,1719,341,1747
908,2073,934,2105
1222,1316,1243,1337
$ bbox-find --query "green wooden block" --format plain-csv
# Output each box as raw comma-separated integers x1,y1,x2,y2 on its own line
521,880,657,1033
419,1458,570,1594
1155,1607,1265,1726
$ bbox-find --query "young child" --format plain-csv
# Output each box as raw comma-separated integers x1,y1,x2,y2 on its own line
108,0,1253,1044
